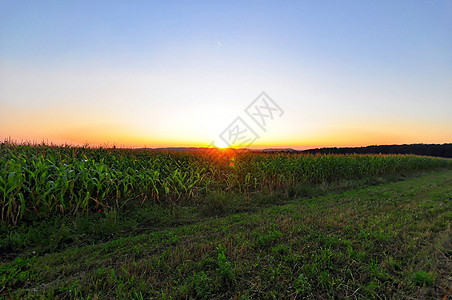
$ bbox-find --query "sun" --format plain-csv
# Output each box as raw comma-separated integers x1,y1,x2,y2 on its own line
216,139,230,149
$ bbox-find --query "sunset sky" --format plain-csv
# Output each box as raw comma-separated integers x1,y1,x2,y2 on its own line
1,1,451,150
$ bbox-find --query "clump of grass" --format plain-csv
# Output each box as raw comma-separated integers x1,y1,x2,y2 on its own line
412,271,433,286
189,271,213,299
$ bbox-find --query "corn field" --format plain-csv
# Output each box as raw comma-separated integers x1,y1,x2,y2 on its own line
1,143,450,225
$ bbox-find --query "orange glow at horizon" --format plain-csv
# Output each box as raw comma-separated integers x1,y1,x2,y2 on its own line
1,98,451,150
2,106,451,150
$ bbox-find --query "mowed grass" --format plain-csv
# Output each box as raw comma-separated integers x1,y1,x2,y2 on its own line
1,170,451,299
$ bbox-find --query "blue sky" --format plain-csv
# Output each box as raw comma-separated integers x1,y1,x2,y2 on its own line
1,1,451,148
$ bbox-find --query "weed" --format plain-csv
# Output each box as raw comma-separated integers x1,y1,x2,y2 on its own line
216,245,234,285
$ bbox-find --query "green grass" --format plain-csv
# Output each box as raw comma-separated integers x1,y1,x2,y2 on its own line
1,169,451,299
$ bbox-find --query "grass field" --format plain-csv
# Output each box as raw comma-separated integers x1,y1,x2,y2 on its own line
1,144,452,299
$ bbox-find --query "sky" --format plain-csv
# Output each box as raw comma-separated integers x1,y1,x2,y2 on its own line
1,1,451,150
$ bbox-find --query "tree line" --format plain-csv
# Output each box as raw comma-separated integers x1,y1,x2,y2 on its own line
303,144,452,158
